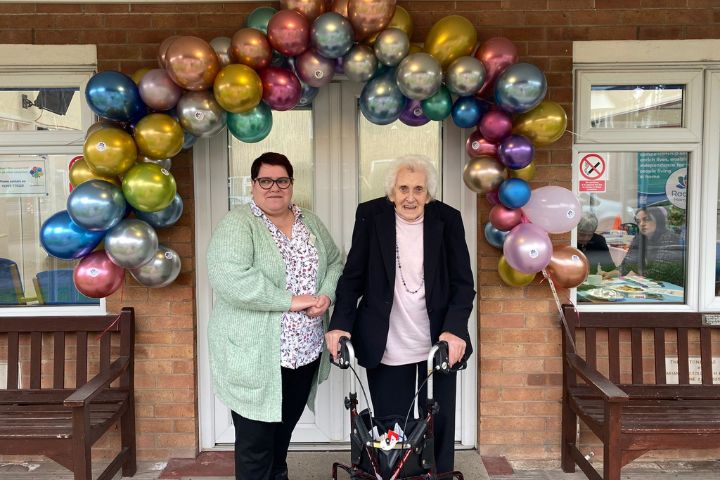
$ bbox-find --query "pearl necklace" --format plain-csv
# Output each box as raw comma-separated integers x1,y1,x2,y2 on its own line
395,243,424,294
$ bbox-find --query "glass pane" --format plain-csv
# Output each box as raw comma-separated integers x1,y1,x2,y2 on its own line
590,84,684,129
358,114,442,202
0,88,82,132
228,109,314,210
575,151,688,304
0,154,98,306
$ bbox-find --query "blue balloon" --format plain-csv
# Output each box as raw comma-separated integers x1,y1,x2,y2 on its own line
498,178,532,209
484,222,508,249
67,180,127,231
495,63,547,114
182,131,197,150
40,210,105,260
359,70,405,125
86,71,147,123
296,80,319,108
451,96,489,128
134,193,184,228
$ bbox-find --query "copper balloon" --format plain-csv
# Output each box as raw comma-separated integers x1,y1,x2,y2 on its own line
157,35,179,69
462,156,507,194
213,64,263,113
330,0,350,18
231,28,272,70
267,9,311,57
281,0,327,23
69,158,120,188
512,100,568,146
545,245,589,289
165,36,221,91
347,0,396,40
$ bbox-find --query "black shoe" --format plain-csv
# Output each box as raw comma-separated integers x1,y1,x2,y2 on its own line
272,468,289,480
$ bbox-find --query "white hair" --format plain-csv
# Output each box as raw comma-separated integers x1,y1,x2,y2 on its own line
383,155,438,201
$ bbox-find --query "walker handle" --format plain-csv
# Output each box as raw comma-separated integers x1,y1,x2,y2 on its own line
330,336,354,369
433,341,467,374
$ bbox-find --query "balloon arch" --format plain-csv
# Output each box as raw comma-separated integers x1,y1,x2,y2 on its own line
40,0,587,299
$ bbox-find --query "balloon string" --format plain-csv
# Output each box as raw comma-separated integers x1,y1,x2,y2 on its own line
542,268,577,353
520,211,530,223
99,275,126,340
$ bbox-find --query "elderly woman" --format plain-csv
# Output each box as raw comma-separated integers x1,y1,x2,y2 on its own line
207,152,343,480
576,212,616,275
326,155,475,473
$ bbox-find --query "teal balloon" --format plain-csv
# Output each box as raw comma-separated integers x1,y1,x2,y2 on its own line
421,86,452,121
246,6,277,34
227,103,273,143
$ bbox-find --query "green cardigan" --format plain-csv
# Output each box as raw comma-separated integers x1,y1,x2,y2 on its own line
206,204,343,422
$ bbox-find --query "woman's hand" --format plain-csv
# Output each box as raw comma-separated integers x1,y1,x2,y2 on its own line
601,269,619,280
290,294,319,312
325,329,351,360
306,295,331,318
439,331,466,367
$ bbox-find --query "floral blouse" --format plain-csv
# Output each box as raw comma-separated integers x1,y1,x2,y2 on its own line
250,200,322,369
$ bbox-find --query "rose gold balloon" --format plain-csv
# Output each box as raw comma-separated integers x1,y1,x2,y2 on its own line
157,35,179,69
331,0,349,18
281,0,327,23
73,251,125,298
489,204,522,232
545,245,589,289
475,37,518,97
347,0,396,40
165,36,221,91
231,28,272,70
267,9,311,57
465,129,497,158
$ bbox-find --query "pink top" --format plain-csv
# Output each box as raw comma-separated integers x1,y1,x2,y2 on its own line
382,213,432,365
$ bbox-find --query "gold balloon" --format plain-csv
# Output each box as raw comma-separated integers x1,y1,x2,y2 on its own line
408,42,423,55
331,0,349,18
508,161,536,182
512,100,568,146
213,64,263,113
281,0,327,23
83,127,137,177
424,15,477,68
462,156,507,194
165,36,221,91
133,113,184,160
69,158,120,187
545,245,589,288
366,6,413,44
498,255,536,287
131,67,152,84
122,163,177,212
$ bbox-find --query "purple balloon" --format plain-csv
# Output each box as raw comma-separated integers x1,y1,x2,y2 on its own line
399,99,430,127
522,186,581,234
260,67,302,111
138,69,182,111
503,223,553,274
295,49,335,88
498,134,534,169
478,109,512,143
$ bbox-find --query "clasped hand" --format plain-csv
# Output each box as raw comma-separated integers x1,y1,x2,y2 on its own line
290,294,331,318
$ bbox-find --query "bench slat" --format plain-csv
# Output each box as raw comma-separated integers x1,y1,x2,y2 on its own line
653,328,666,383
30,332,42,389
631,328,643,384
677,327,690,384
6,332,18,389
53,332,65,389
76,331,87,387
700,328,713,385
608,328,620,383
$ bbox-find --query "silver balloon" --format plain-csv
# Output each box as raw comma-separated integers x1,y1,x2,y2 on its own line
176,90,227,138
139,156,172,170
138,68,182,111
342,45,377,83
67,179,127,231
134,192,183,228
295,49,336,88
495,62,547,114
359,69,405,125
395,52,443,101
130,244,181,288
373,28,409,67
446,56,486,96
210,36,233,67
105,218,159,269
311,12,354,59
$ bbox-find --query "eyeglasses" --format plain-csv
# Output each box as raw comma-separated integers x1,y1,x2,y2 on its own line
254,177,294,190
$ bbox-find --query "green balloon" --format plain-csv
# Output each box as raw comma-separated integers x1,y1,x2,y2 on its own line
421,86,452,121
245,6,277,34
227,103,273,143
122,163,177,213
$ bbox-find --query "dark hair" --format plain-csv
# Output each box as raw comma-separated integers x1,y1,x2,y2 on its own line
250,152,293,180
636,206,667,234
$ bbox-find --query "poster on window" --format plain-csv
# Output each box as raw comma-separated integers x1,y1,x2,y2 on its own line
637,152,688,209
0,157,47,196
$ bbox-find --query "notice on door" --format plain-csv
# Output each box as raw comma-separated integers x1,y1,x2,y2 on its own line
578,153,607,193
0,158,47,196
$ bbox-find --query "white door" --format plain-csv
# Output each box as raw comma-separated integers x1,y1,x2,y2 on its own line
196,82,477,449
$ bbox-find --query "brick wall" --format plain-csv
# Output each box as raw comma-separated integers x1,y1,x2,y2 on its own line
0,0,718,464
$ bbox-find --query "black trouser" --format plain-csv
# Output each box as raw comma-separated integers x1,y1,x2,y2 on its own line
366,361,457,474
231,357,320,480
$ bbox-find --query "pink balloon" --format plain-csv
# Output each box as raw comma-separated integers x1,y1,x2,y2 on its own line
73,251,125,298
465,129,497,158
503,223,553,274
260,67,302,111
489,204,522,231
267,9,311,57
522,186,581,234
478,110,512,143
294,49,336,87
138,69,182,111
475,37,518,97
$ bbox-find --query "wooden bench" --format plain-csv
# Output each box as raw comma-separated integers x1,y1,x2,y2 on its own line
0,307,136,480
560,304,720,480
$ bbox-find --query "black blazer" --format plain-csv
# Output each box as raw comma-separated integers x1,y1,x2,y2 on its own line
330,197,476,369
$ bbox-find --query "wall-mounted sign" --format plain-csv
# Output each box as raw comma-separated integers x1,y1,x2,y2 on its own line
578,153,607,193
0,158,47,197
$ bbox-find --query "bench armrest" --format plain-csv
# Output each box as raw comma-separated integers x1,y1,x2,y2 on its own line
566,353,629,403
64,356,130,408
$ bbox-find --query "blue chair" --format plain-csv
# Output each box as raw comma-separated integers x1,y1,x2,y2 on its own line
0,258,25,305
34,269,99,305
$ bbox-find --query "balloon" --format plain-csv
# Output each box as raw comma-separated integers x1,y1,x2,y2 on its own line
546,246,589,289
295,49,336,88
498,255,536,287
424,15,477,68
297,79,319,107
465,129,497,158
210,36,233,67
138,69,182,112
85,71,146,123
489,204,522,232
387,6,412,38
83,127,137,177
157,35,179,68
421,86,452,121
475,37,518,97
395,52,442,100
503,223,553,274
498,134,534,170
133,113,184,160
227,103,273,143
259,67,302,111
165,36,221,91
176,90,227,138
478,110,512,143
512,100,567,146
342,45,377,82
131,67,151,84
498,178,531,209
104,219,159,269
359,69,405,125
40,210,105,260
330,0,349,18
399,99,430,127
495,63,547,114
134,193,184,228
484,222,508,249
230,28,272,70
281,0,327,23
67,180,126,232
140,156,172,171
311,12,354,59
451,96,488,129
69,158,120,188
130,245,181,288
446,56,486,96
522,186,581,234
85,119,126,139
213,64,263,113
463,156,506,194
347,0,396,40
373,28,409,66
246,6,277,34
122,163,177,213
508,161,536,182
267,9,311,57
74,251,125,298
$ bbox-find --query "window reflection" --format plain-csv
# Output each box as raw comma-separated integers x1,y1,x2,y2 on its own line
0,88,82,132
590,85,684,129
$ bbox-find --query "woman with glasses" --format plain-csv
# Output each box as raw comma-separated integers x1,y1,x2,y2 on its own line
207,152,343,480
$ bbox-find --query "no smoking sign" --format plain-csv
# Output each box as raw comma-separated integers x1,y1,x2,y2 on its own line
578,153,607,193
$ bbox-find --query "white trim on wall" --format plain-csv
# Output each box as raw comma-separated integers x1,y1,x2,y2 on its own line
574,40,720,64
